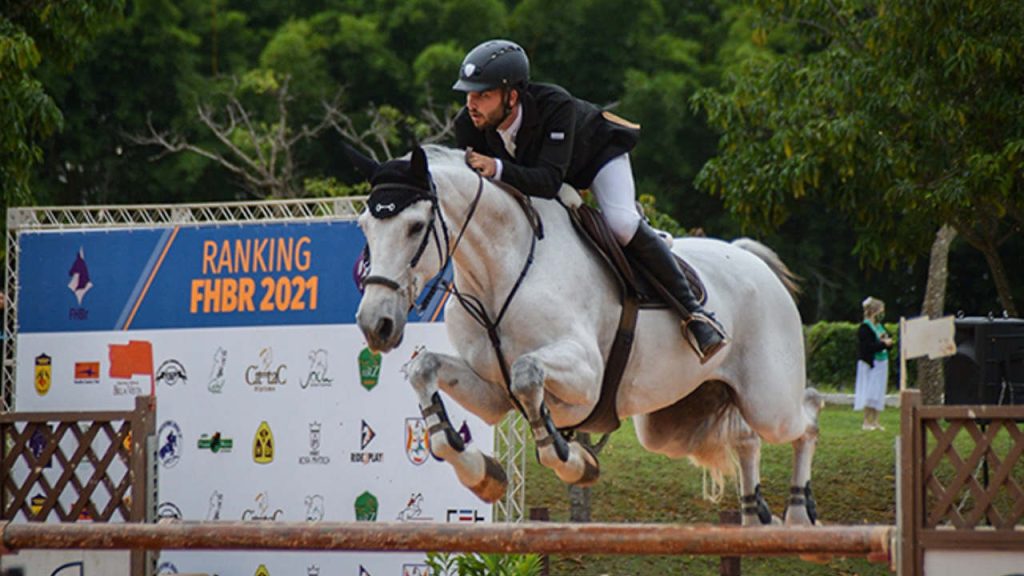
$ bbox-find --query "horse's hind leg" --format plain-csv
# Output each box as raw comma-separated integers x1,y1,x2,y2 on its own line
510,343,602,486
735,426,775,526
405,350,514,503
785,388,824,525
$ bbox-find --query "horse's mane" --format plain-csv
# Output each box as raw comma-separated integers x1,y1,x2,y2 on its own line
421,144,471,169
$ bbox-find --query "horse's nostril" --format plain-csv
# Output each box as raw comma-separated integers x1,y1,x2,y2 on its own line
376,317,394,342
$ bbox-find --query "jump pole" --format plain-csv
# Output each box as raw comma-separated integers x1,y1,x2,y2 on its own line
0,521,893,561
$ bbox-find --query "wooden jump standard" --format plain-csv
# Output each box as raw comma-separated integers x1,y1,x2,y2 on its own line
0,521,893,561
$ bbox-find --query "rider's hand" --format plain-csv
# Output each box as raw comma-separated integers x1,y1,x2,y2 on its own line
465,148,497,178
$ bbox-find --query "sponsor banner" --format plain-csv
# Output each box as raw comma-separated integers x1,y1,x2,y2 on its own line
17,223,450,333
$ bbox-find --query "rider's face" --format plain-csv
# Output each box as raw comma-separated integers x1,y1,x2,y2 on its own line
465,88,514,130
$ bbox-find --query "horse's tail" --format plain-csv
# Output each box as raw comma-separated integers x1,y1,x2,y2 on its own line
731,238,802,301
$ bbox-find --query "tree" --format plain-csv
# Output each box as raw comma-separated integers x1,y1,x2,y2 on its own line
694,0,1024,316
1,0,124,206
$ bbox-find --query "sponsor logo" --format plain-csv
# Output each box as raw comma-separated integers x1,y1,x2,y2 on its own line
302,348,333,388
123,430,133,452
307,566,320,576
358,347,381,391
242,492,283,521
358,567,371,576
51,561,86,576
255,565,270,576
353,245,370,293
298,421,330,465
157,502,183,520
207,490,223,521
253,421,274,464
197,432,233,453
354,491,378,521
351,420,382,464
109,340,153,396
29,425,53,468
396,493,432,521
402,564,430,576
208,347,227,393
30,493,46,517
404,417,431,465
156,359,188,387
156,561,179,574
304,494,325,522
74,361,100,384
68,246,93,320
158,420,182,468
34,353,52,396
447,508,484,523
245,347,287,392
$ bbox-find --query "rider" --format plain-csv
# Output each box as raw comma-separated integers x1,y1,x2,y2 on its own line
452,39,727,363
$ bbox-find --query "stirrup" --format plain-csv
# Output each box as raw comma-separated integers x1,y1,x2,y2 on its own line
681,313,729,364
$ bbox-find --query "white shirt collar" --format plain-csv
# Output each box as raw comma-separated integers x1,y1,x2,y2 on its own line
496,103,523,158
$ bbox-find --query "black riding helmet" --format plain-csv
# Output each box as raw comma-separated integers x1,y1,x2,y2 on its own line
452,39,529,93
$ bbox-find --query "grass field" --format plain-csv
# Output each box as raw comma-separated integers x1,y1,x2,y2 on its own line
523,404,899,575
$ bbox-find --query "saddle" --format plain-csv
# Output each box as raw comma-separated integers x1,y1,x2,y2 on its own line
563,202,708,434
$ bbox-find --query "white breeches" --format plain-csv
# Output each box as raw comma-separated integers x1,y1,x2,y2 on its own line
590,153,640,245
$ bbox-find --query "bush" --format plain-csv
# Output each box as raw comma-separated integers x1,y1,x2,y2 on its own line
425,552,544,576
804,321,908,391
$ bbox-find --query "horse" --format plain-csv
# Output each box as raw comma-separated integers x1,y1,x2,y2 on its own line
353,145,822,526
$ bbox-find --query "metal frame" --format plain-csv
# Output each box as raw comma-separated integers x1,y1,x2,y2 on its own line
2,198,526,523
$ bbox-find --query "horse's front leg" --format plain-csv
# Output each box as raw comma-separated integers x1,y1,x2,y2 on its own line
510,341,602,486
405,350,514,503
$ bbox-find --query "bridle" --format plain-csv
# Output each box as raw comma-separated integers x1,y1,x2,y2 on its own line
362,168,544,415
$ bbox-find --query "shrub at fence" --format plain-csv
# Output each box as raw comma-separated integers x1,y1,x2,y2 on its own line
805,321,907,391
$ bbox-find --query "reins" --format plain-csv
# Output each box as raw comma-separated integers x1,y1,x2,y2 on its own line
364,170,544,418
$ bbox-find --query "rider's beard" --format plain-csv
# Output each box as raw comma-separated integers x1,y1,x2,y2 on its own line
468,105,506,130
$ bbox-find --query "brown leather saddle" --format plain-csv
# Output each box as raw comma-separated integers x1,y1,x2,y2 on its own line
564,202,708,434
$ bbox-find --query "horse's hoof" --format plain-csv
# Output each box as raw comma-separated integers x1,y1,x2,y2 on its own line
572,443,601,487
469,455,508,503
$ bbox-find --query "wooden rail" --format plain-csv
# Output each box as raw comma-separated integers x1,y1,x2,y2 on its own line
0,521,893,560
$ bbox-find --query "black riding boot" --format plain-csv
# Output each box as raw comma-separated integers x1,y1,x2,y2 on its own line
625,222,728,363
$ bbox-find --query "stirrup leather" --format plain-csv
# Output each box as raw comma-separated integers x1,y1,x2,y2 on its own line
681,312,729,362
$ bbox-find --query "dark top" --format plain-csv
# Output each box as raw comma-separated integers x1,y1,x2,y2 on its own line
454,82,640,198
857,321,891,368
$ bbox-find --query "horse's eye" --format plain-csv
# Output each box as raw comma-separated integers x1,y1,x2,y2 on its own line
409,221,425,237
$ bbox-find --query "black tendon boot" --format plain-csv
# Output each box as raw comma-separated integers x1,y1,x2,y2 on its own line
625,222,728,363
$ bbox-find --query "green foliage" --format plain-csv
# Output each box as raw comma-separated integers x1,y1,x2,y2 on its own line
805,320,907,390
694,0,1024,312
303,176,367,198
1,0,124,204
425,552,543,576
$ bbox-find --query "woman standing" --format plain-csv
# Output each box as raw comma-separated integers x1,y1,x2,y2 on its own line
855,297,894,430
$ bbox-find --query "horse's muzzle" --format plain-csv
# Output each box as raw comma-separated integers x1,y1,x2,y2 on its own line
356,302,407,353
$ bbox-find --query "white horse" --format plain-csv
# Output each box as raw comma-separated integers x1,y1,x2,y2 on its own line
354,145,822,526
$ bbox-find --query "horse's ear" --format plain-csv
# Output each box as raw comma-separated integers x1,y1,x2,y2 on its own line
410,146,429,180
342,142,380,179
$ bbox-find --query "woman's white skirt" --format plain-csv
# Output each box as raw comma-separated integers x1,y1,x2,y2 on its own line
854,359,888,411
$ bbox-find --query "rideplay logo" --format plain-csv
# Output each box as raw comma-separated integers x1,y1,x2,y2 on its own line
67,246,93,320
350,420,383,464
358,346,381,390
298,421,330,465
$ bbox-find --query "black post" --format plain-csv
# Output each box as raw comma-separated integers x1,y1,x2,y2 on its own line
529,507,550,576
719,510,741,576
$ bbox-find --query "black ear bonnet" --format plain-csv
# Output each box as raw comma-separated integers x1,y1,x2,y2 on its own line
367,150,434,219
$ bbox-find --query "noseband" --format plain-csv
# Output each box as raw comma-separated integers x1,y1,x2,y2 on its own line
361,174,485,307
